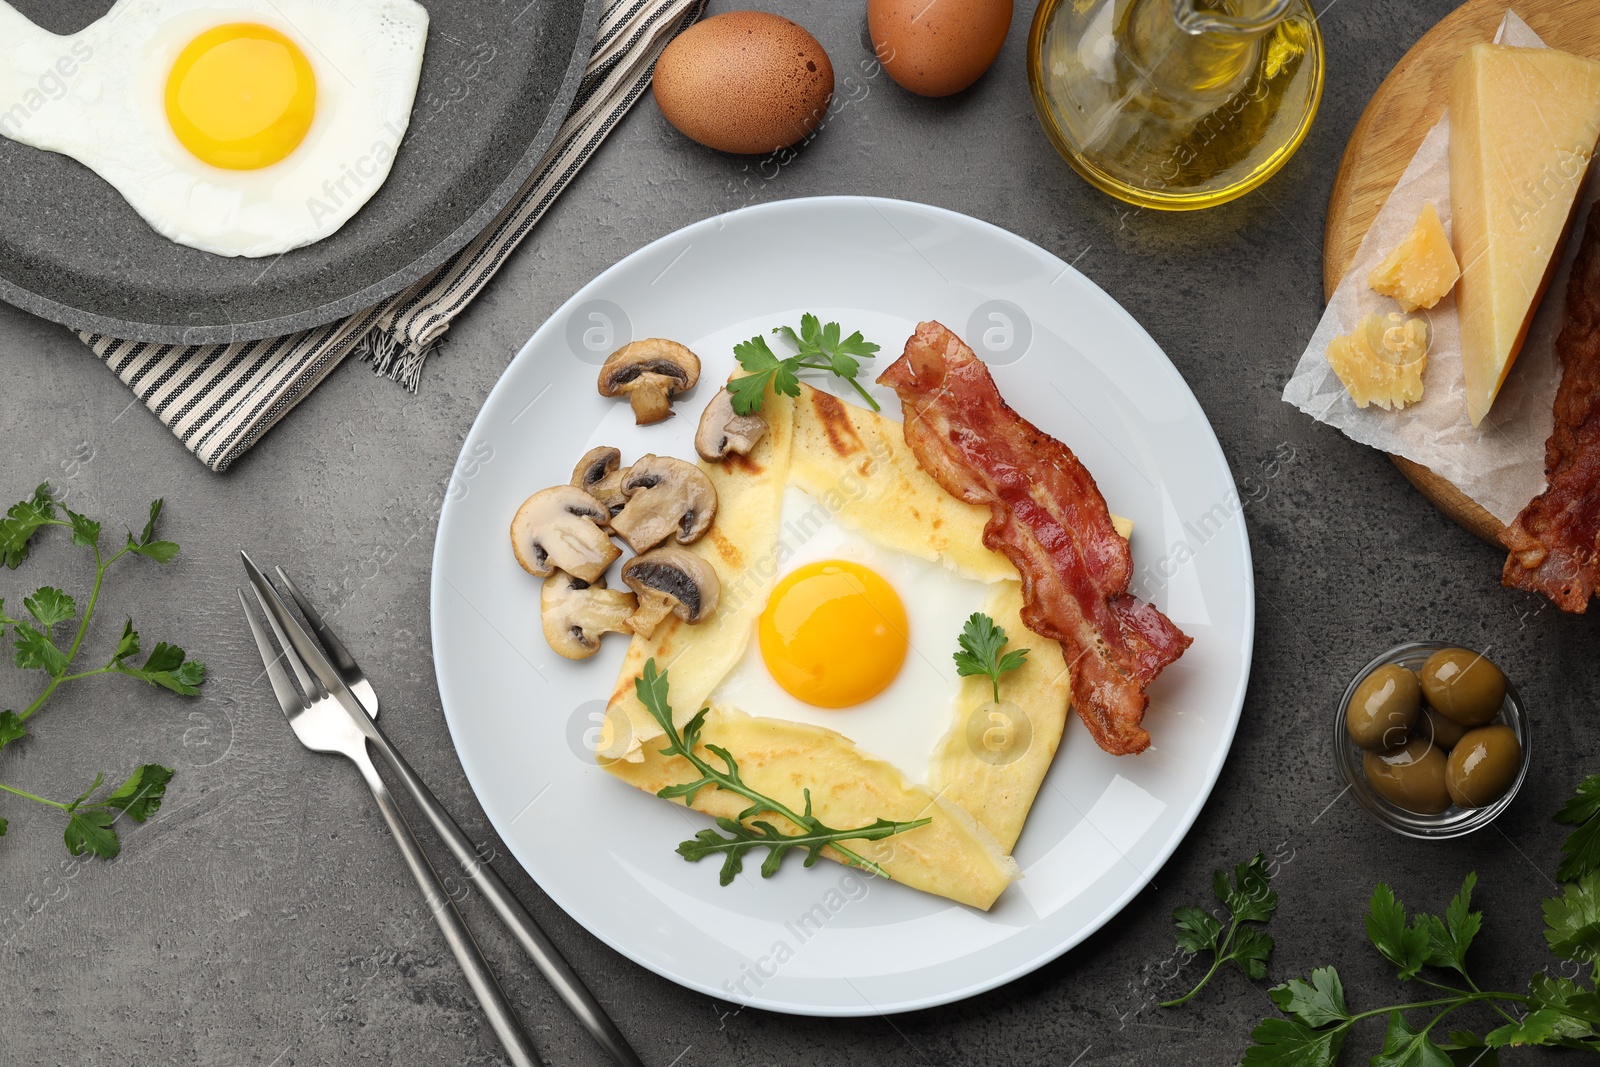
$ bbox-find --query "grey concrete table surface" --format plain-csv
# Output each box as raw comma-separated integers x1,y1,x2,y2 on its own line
0,2,1588,1064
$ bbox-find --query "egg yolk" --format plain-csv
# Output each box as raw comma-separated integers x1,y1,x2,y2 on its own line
758,560,909,708
165,24,316,170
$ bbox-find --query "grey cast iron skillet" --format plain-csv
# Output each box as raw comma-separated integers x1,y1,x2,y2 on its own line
0,0,600,345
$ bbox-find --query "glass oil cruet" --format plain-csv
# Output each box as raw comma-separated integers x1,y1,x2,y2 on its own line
1028,0,1325,210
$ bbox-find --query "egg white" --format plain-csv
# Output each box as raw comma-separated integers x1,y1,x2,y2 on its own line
0,0,427,257
710,485,995,786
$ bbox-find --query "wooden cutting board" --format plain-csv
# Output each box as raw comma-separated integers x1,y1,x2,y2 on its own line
1323,0,1600,545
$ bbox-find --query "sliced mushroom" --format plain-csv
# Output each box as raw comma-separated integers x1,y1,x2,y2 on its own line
609,455,718,553
510,485,620,583
622,547,720,637
570,446,629,516
695,386,769,461
540,571,635,660
597,339,701,424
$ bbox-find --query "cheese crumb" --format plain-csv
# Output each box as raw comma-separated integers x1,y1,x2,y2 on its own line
1327,312,1429,410
1367,201,1460,312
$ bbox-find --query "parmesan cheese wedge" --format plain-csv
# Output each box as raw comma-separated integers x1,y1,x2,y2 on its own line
1449,43,1600,426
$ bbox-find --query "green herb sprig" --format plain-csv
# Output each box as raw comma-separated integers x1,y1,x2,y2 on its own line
952,612,1030,703
0,485,205,858
1168,775,1600,1062
727,313,881,416
634,658,929,885
1162,853,1278,1007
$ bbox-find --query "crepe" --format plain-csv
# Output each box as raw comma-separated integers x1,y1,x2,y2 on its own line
599,382,1081,910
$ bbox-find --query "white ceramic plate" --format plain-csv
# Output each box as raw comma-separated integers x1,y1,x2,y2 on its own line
431,197,1253,1017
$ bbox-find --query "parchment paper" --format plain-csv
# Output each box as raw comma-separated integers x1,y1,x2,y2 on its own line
1281,11,1599,525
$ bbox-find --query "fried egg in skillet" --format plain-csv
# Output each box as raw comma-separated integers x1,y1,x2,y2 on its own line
0,0,428,257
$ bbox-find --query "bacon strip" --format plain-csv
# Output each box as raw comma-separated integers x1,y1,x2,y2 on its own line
879,321,1191,755
1502,203,1600,612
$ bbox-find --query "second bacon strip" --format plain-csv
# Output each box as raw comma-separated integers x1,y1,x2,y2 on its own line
879,321,1191,755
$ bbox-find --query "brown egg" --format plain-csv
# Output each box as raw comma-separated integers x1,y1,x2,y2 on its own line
868,0,1013,98
652,11,834,155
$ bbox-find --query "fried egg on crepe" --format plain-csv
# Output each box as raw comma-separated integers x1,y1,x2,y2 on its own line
598,380,1132,909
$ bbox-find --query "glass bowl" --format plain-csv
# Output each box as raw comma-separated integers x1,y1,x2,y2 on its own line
1334,641,1530,839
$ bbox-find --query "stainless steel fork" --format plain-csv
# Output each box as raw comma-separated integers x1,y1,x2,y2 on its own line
239,553,646,1067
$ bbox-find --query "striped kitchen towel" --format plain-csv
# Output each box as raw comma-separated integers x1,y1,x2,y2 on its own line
80,0,706,473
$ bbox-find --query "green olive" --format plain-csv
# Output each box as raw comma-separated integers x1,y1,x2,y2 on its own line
1345,664,1422,751
1364,736,1451,815
1445,724,1522,807
1418,706,1469,750
1420,648,1506,726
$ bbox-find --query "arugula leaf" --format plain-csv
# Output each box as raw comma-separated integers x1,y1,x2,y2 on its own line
0,484,56,570
1557,775,1600,883
114,641,205,695
1241,1017,1344,1067
1367,883,1433,980
726,316,881,415
0,815,6,837
1269,967,1350,1028
0,710,26,750
635,659,928,883
1162,853,1277,1006
24,586,76,629
952,612,1030,703
1544,872,1600,964
1373,1011,1454,1067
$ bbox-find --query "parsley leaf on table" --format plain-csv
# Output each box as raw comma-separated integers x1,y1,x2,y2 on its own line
1544,871,1600,965
1366,883,1434,981
0,484,55,569
1162,853,1277,1006
1557,774,1600,883
0,485,202,859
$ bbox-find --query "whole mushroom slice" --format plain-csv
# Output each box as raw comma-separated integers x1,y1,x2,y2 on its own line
695,386,769,462
609,454,718,553
622,547,720,637
510,485,620,584
570,445,629,516
598,339,701,424
541,571,635,660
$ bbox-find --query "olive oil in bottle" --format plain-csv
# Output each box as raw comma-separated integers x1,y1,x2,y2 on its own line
1028,0,1324,210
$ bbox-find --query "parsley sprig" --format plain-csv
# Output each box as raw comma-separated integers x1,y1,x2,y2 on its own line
952,612,1030,703
727,314,882,416
1162,853,1278,1007
1168,775,1600,1062
634,658,929,885
0,485,205,858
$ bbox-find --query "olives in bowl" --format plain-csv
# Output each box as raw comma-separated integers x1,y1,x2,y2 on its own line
1335,642,1529,839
